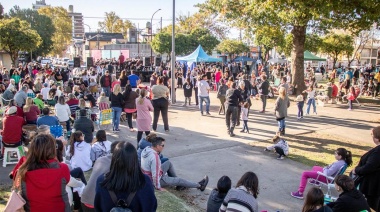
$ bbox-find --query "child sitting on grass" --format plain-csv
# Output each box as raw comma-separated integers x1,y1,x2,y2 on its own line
264,134,289,160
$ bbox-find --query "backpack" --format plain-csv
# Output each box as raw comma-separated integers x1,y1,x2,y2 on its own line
108,190,136,212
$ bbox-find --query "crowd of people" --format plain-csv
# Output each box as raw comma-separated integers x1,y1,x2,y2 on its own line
1,59,379,212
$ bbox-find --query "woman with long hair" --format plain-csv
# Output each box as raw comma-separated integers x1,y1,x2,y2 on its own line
94,142,157,211
17,134,71,211
54,96,71,131
66,131,92,172
302,187,332,212
219,172,259,212
90,130,112,162
109,84,124,132
119,70,128,91
123,84,139,131
291,148,353,199
274,87,290,135
23,97,40,124
135,89,153,144
151,76,170,132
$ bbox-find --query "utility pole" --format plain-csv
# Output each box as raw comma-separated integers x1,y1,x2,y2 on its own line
160,17,162,32
171,0,176,104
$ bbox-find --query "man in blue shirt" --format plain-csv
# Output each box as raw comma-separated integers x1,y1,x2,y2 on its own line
128,70,140,88
37,107,60,127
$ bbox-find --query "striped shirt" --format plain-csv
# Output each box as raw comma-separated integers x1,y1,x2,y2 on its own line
220,186,258,212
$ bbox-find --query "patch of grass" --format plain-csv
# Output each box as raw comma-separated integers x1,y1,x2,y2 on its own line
250,132,373,171
156,190,197,212
0,184,12,210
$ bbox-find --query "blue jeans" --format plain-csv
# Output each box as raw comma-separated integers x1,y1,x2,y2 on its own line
198,96,210,113
278,118,285,132
102,87,111,97
306,98,316,114
111,107,122,130
297,101,304,118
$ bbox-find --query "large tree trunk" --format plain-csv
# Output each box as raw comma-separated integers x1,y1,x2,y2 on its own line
291,26,307,95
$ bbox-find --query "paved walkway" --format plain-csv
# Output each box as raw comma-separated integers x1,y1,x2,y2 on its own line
0,89,378,211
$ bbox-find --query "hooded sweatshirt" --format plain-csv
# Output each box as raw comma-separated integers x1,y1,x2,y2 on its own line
66,141,92,172
21,159,71,212
207,189,227,212
90,140,112,162
327,189,370,212
141,147,163,189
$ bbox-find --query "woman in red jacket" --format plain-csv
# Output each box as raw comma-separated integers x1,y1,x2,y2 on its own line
16,134,71,211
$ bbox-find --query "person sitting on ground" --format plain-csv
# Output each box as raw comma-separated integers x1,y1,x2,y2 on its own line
73,109,94,143
302,187,333,212
97,92,111,110
14,86,28,107
264,134,290,160
137,133,168,165
15,134,71,211
23,97,40,125
94,142,157,212
220,172,259,212
81,141,121,210
207,176,232,212
33,94,44,111
66,93,79,118
326,175,370,212
141,137,209,191
2,106,24,147
2,87,15,104
54,96,71,132
90,130,112,162
36,107,59,127
66,131,92,172
5,99,24,117
291,148,353,199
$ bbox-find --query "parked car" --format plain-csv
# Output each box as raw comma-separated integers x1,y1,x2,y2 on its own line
67,60,74,68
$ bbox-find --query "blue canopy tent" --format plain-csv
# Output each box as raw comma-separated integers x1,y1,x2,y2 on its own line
176,45,222,63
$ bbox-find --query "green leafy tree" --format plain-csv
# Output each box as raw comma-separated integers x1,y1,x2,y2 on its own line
151,32,194,61
305,34,322,54
199,0,380,94
0,18,42,65
320,33,354,69
190,28,219,54
38,6,72,56
216,39,249,60
8,6,55,59
151,32,171,56
253,26,285,64
98,12,134,35
0,3,4,19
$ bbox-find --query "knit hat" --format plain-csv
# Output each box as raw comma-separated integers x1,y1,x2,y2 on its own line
295,95,304,102
6,106,17,115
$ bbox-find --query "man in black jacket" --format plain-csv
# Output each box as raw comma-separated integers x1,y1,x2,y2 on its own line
258,74,269,113
73,109,94,143
100,71,111,97
225,82,243,137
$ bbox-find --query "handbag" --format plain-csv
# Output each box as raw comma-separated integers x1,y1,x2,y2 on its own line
4,173,26,212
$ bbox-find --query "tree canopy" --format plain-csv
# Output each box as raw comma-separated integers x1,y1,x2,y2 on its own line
38,6,72,56
0,18,42,65
199,0,380,94
216,39,249,59
8,6,55,59
320,33,354,69
98,11,134,36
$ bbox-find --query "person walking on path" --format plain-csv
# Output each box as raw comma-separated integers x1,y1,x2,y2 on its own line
151,76,170,132
217,79,228,115
225,82,243,137
198,74,211,115
136,89,153,144
109,84,124,132
182,77,193,106
258,74,269,113
304,85,317,115
275,87,290,135
123,85,139,131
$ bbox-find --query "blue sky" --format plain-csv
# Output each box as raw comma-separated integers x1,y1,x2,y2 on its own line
2,0,206,33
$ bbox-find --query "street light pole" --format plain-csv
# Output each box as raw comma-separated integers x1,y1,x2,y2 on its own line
171,0,176,104
150,9,161,67
83,23,91,32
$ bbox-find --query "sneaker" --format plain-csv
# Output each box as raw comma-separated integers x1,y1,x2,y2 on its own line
308,179,320,186
259,110,265,113
277,155,284,160
182,104,187,107
206,112,211,116
264,148,270,152
290,191,304,199
313,112,317,115
230,133,235,137
348,108,352,111
198,175,209,191
201,112,204,116
240,129,245,132
114,129,120,132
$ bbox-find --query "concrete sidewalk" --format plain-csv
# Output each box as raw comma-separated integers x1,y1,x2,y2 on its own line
0,89,377,211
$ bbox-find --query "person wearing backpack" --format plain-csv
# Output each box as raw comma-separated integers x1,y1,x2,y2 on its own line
90,130,112,162
94,142,157,212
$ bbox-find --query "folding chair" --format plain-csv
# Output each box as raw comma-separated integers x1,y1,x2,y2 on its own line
311,164,348,201
50,125,64,138
0,94,11,116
